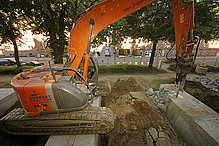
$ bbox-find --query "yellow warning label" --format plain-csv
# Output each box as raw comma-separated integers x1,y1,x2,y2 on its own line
180,14,184,23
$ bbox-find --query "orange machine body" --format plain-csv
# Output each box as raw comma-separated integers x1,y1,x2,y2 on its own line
11,70,57,116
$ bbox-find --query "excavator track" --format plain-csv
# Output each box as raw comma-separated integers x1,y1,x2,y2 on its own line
0,106,114,135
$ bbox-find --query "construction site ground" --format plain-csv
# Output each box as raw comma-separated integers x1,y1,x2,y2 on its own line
0,71,218,146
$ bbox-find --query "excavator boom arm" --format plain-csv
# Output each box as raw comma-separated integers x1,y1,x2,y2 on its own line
68,0,195,78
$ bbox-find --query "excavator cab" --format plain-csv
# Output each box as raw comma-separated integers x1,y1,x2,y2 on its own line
76,54,98,84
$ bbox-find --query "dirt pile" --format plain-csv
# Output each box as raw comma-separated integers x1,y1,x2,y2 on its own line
105,77,183,146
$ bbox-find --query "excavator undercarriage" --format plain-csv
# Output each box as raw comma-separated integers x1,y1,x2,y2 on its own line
0,106,114,135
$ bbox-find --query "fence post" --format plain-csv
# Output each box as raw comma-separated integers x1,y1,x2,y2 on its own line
114,54,117,65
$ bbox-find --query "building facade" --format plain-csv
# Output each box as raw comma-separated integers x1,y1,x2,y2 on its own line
0,30,47,57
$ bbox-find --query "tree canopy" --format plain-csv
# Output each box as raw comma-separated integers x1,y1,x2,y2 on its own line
26,0,101,63
194,0,218,40
0,0,25,67
95,0,218,66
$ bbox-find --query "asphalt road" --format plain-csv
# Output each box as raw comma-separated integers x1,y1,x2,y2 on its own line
19,56,218,67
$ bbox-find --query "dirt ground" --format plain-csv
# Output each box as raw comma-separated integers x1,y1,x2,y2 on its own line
0,72,218,146
99,75,183,146
0,75,13,88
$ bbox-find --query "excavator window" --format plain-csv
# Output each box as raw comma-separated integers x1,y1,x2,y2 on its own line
76,57,96,80
87,57,96,79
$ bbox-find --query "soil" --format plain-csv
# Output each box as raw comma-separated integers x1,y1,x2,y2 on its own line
0,75,14,88
0,72,218,146
102,76,183,146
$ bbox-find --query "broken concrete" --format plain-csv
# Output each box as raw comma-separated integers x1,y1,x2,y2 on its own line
187,74,219,92
155,84,219,146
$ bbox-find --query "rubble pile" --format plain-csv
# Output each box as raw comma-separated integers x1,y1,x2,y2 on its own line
186,75,219,92
146,84,177,112
199,77,218,92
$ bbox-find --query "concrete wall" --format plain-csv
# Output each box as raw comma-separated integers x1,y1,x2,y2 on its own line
159,84,219,146
0,88,18,117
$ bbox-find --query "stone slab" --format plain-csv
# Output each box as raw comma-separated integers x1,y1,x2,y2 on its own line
0,88,17,117
46,135,98,146
45,96,102,146
162,84,219,146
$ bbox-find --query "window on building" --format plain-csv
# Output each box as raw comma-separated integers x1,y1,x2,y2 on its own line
199,50,202,54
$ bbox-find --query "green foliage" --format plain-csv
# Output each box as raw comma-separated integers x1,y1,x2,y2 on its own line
95,0,174,46
168,63,219,73
194,0,218,40
98,64,166,74
3,81,12,88
0,66,34,75
0,0,25,68
152,79,166,90
95,0,218,63
23,0,101,63
0,1,22,43
93,18,129,46
206,65,219,72
127,0,174,42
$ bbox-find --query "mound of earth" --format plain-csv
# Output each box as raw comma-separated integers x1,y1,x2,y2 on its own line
105,77,183,146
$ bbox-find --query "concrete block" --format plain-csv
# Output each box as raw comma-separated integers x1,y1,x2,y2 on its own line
166,90,219,146
46,135,98,146
46,96,102,146
0,88,18,117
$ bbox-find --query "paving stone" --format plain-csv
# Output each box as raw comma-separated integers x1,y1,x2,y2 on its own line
146,132,154,146
149,127,158,141
156,137,171,146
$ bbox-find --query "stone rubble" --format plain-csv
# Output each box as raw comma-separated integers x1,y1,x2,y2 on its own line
147,73,219,111
186,74,219,92
146,84,177,112
146,127,174,146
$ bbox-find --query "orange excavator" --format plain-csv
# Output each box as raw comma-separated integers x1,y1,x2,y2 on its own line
0,0,197,135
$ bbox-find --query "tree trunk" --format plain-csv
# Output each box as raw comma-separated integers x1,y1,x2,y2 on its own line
56,8,65,64
149,40,158,67
46,0,64,64
49,26,63,64
12,39,21,68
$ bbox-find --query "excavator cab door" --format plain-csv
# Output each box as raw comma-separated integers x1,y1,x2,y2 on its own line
76,54,98,83
87,55,98,84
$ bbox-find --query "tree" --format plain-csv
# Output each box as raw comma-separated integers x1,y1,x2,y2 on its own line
25,0,101,64
125,0,174,67
194,0,218,41
0,0,24,68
